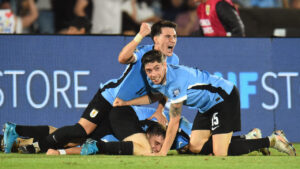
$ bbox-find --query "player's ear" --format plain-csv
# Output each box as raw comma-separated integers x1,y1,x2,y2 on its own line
153,35,159,44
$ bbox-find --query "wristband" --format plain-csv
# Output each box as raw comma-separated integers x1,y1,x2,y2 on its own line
133,33,143,43
58,149,66,155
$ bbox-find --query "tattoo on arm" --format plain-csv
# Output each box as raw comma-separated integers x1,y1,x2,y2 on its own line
169,102,183,118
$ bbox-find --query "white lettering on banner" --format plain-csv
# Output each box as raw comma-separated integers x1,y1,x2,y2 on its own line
4,70,25,108
278,72,299,109
26,70,50,109
261,72,279,110
74,71,89,108
54,70,72,108
0,70,89,108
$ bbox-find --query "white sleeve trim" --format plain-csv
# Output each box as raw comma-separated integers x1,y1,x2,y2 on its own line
132,53,138,63
170,95,187,104
188,83,208,89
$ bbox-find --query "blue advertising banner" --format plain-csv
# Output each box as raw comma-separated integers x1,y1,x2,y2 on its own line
0,35,299,141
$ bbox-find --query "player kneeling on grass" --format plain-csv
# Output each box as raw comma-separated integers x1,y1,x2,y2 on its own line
113,50,296,156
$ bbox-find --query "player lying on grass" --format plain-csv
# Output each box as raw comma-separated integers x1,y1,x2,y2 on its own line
2,106,169,155
1,107,295,156
113,50,297,156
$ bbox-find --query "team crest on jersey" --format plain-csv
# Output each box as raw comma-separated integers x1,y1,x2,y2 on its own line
205,4,210,16
173,88,180,97
90,109,98,118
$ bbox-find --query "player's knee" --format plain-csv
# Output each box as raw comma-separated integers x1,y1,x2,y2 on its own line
78,118,97,135
189,138,208,153
213,147,228,156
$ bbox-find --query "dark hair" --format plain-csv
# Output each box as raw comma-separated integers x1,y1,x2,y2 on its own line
141,50,165,68
150,20,177,40
146,122,166,139
69,16,92,33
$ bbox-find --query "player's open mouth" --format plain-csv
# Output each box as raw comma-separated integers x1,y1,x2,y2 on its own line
168,46,174,50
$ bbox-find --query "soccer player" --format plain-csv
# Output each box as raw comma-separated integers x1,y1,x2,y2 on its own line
3,20,179,154
114,50,296,156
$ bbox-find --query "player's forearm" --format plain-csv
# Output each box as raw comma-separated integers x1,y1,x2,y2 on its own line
118,23,151,64
65,147,82,155
126,95,152,105
160,116,180,155
159,102,182,155
118,40,140,64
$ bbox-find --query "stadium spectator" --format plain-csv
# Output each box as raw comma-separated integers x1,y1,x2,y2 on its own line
35,0,54,33
0,0,38,33
51,0,77,33
161,0,185,21
89,0,123,34
121,0,161,35
195,0,245,37
291,0,300,8
175,0,200,36
58,16,92,34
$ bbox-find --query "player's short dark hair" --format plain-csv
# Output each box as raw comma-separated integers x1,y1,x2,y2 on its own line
146,122,166,139
150,20,177,40
142,50,165,68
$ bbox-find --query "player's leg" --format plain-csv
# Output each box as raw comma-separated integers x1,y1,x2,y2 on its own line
188,111,212,153
3,122,51,153
20,89,112,153
109,106,152,155
189,130,211,153
211,86,241,156
212,132,232,156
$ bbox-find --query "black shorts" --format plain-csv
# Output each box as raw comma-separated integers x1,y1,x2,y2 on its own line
192,86,241,135
81,89,113,125
109,106,145,141
88,115,113,140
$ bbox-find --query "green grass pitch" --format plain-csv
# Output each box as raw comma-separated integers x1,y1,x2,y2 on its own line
1,144,299,169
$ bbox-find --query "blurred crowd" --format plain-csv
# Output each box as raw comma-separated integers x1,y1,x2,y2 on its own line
0,0,300,35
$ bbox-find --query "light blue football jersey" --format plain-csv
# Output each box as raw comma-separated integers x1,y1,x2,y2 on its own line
148,64,234,113
101,45,179,105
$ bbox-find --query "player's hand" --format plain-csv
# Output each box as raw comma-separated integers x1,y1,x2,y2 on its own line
148,110,168,127
46,149,60,155
154,151,167,156
113,97,127,107
139,22,151,37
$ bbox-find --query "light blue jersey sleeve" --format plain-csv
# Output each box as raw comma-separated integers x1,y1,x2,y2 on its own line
166,66,189,104
134,45,154,62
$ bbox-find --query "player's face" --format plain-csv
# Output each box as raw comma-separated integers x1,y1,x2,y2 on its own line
144,61,167,85
148,134,165,153
154,27,177,57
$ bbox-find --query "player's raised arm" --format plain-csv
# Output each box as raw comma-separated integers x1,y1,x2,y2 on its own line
118,23,151,64
158,102,183,156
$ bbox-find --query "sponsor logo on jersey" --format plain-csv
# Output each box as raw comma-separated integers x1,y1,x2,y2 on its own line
90,109,98,118
173,88,180,97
